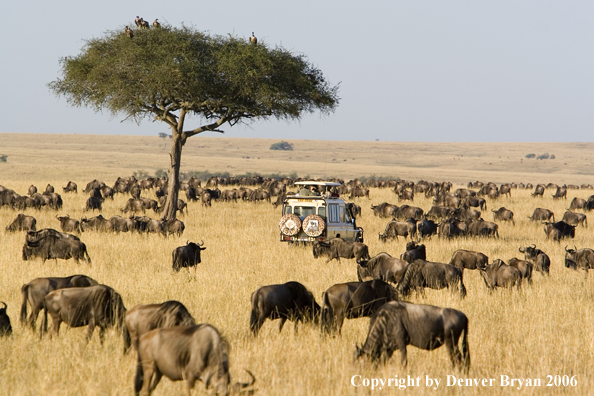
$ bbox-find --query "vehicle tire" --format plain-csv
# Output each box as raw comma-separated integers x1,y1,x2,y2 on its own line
302,214,325,237
279,214,301,236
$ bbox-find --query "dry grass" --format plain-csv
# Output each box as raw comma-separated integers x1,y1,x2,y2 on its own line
0,135,594,395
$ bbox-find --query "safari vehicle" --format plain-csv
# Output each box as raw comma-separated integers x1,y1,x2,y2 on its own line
279,181,364,243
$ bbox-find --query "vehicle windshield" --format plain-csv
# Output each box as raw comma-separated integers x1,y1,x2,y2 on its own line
294,206,317,218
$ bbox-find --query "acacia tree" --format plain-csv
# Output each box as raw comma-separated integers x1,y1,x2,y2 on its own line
49,24,339,219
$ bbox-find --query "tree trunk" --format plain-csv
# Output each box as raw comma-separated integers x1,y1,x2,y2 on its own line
162,133,184,220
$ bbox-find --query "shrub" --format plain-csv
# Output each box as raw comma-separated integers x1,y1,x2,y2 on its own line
550,154,555,159
0,154,7,163
270,141,293,151
537,153,550,160
133,169,150,179
155,169,168,178
525,153,536,159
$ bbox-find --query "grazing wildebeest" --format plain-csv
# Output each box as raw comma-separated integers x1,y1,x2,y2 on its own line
399,241,426,264
569,197,587,211
531,184,545,197
507,258,533,284
109,215,135,233
249,281,320,336
562,210,587,227
564,246,594,274
552,186,567,199
449,249,489,272
397,260,466,299
56,214,81,233
40,284,126,343
378,218,417,241
350,186,370,199
172,241,206,272
357,253,407,283
312,238,370,265
544,220,575,242
492,207,515,225
321,280,397,335
417,218,438,239
529,208,555,222
62,181,78,193
84,196,103,212
20,275,98,328
438,218,465,239
354,301,470,373
162,218,185,236
0,302,12,336
519,245,550,275
28,185,37,196
462,196,487,211
134,324,256,396
23,230,91,264
121,198,146,214
478,260,522,291
465,219,499,238
123,300,196,354
393,205,424,221
5,214,37,232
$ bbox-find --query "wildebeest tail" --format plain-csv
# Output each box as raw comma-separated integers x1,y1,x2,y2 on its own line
249,291,260,335
461,319,471,374
84,247,91,264
20,284,29,324
39,300,48,339
320,292,333,334
123,325,132,354
134,349,144,395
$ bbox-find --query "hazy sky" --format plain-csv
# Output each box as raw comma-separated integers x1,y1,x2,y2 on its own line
2,1,592,142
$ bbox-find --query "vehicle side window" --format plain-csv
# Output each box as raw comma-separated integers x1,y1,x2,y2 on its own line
284,206,293,215
318,206,326,218
328,204,339,223
339,206,346,222
344,208,352,223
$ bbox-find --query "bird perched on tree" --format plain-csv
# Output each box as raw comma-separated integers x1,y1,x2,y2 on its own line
125,26,134,38
135,16,142,28
250,32,257,45
141,19,150,29
153,19,161,28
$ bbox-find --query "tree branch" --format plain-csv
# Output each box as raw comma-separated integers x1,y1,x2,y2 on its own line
183,114,229,138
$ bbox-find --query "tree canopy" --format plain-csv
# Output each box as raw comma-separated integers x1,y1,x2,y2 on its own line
49,24,340,219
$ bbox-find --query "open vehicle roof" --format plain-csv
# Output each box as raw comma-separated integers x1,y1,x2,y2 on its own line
294,181,341,187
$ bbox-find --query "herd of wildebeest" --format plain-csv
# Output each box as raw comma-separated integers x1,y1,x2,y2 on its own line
1,175,594,395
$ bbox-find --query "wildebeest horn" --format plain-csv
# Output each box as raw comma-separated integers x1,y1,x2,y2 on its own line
531,244,536,248
55,214,59,219
518,247,525,253
198,240,204,246
565,245,569,252
233,369,256,392
0,301,6,310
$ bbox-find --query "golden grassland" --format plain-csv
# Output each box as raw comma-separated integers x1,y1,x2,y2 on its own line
0,134,594,395
0,179,593,395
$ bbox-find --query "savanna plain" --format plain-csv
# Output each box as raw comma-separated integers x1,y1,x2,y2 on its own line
0,134,593,396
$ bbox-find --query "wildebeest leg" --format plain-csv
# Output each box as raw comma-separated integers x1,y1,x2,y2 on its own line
140,365,162,396
446,334,463,369
51,317,62,339
86,320,96,342
398,341,408,368
336,311,345,335
185,375,197,396
278,317,287,333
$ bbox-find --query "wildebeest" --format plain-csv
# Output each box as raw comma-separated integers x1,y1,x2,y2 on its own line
350,186,370,199
134,324,256,396
519,245,550,275
465,219,499,238
399,241,426,264
417,218,438,239
20,275,98,328
321,279,397,335
378,218,417,241
346,202,361,219
478,260,522,291
393,205,424,221
371,202,397,218
84,196,103,211
561,210,587,227
427,205,458,221
531,184,545,197
462,196,487,211
449,249,489,272
56,214,82,233
552,186,567,199
109,215,135,233
162,218,185,236
62,181,78,193
249,281,320,336
507,258,533,284
357,253,407,283
123,300,196,354
492,207,515,225
23,229,91,264
438,218,465,239
40,284,126,342
564,246,594,273
569,197,587,211
312,238,370,265
121,198,146,214
28,185,37,196
172,241,206,272
529,208,555,222
354,301,470,373
81,214,113,232
5,214,37,232
0,302,12,336
544,220,575,242
397,260,466,299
